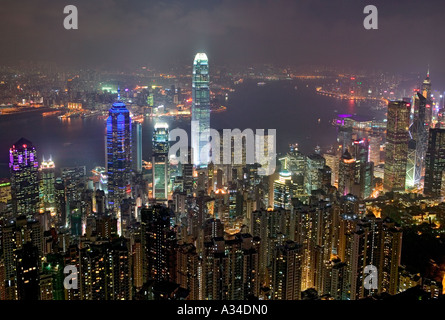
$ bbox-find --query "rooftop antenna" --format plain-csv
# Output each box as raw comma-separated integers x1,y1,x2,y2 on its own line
117,85,121,101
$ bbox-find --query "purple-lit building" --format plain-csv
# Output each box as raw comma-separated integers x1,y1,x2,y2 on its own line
9,137,39,216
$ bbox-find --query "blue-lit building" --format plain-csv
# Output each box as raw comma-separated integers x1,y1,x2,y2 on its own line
191,52,210,167
106,99,132,218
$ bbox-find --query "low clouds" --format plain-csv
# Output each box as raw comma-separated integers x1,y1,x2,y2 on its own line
0,0,444,74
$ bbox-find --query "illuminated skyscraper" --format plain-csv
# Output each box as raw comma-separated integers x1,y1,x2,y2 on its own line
422,69,432,105
407,92,429,188
141,205,176,282
152,121,169,201
338,150,355,196
191,52,210,167
383,101,410,192
106,99,132,219
424,128,445,196
305,154,326,194
132,122,143,173
9,138,39,217
39,157,56,214
273,170,296,209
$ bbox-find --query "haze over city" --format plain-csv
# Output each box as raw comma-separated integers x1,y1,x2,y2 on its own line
0,0,444,309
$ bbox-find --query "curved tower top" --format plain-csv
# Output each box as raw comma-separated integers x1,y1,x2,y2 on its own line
194,53,208,64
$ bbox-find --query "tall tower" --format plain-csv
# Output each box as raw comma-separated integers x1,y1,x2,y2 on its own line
271,240,303,300
191,52,210,167
106,99,132,221
338,150,355,196
422,69,433,127
39,157,56,214
9,138,39,217
152,121,169,201
132,122,143,173
424,128,445,196
422,68,432,102
383,101,411,192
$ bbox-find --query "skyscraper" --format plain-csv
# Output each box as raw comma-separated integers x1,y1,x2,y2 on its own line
273,170,296,209
152,121,169,201
39,157,56,214
191,52,210,167
383,101,411,192
338,150,355,196
424,128,445,196
106,99,132,220
141,205,176,283
9,138,39,217
132,122,143,173
271,240,303,300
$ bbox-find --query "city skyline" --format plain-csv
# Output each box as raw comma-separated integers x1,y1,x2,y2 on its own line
0,0,445,306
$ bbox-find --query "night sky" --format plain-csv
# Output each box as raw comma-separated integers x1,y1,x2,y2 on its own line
1,0,445,76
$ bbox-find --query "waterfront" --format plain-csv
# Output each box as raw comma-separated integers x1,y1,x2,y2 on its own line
0,79,385,178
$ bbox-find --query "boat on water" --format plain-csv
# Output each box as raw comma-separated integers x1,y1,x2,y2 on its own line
257,82,266,86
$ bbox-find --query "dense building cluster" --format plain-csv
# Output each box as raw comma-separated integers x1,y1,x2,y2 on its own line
0,56,444,301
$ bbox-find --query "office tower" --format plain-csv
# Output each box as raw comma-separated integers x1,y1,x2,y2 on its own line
405,139,417,188
369,135,381,165
9,138,39,217
0,178,11,205
141,205,176,282
191,52,210,167
350,139,374,198
271,240,303,300
182,148,194,195
338,150,355,196
323,151,339,187
424,128,445,196
176,243,201,300
337,126,352,155
62,166,86,209
408,92,429,188
305,154,326,194
106,99,132,218
422,69,432,109
39,157,56,214
273,170,296,209
152,122,169,201
383,101,411,192
132,122,143,173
